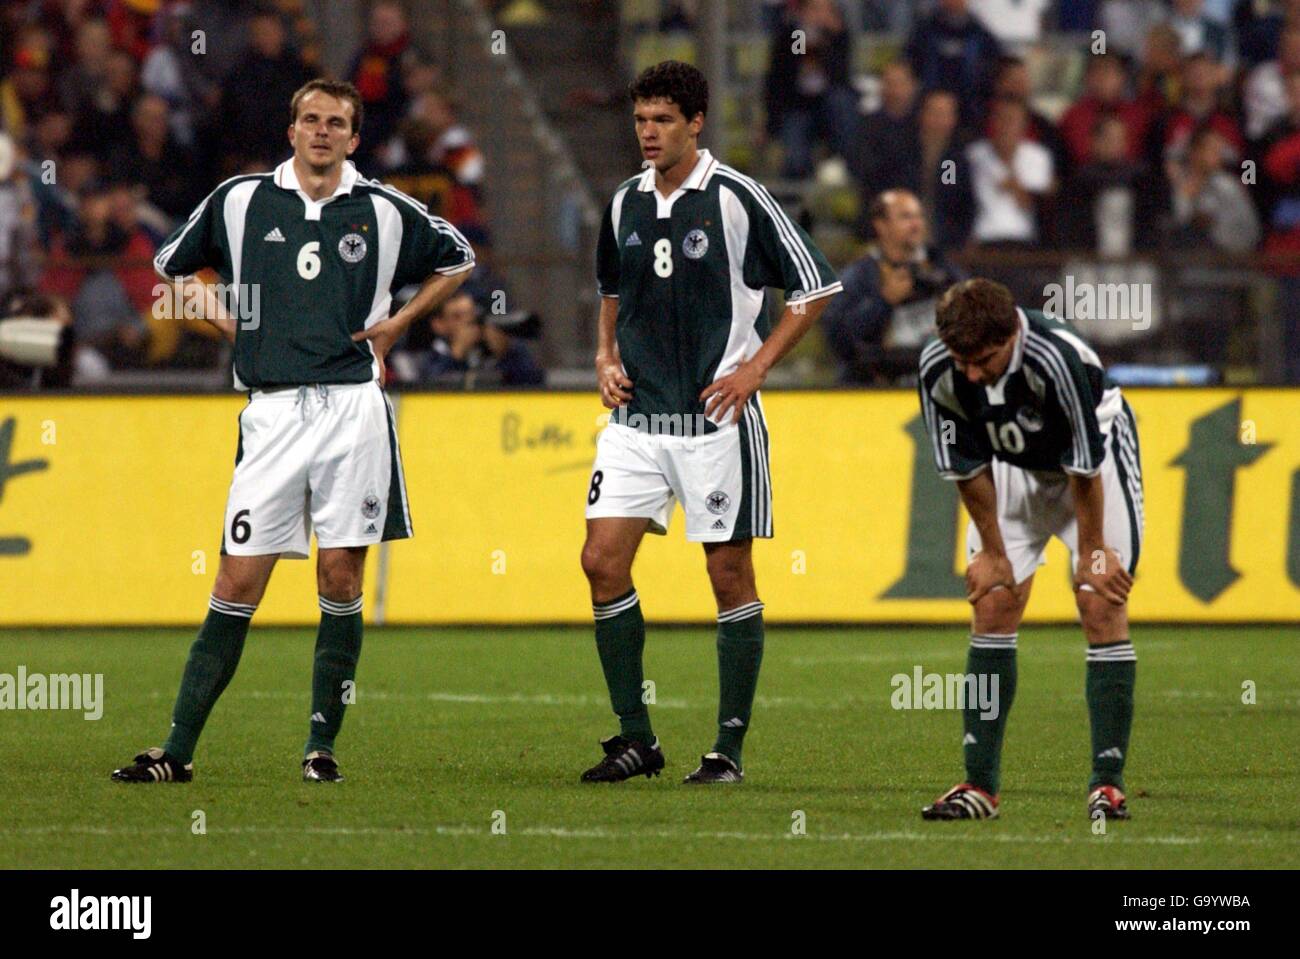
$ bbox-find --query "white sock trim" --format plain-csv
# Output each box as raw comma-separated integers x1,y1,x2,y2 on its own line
718,600,765,624
209,595,256,619
319,594,363,616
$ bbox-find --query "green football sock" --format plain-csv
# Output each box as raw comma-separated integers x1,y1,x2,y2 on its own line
592,588,653,743
713,602,765,766
1086,641,1136,790
305,595,364,757
164,597,255,764
962,633,1018,795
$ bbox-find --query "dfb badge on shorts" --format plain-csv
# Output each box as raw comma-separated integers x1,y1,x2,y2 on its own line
1015,406,1044,432
339,233,367,264
361,494,381,520
705,490,730,515
683,228,708,260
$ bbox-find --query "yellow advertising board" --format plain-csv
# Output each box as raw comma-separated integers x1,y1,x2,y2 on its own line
1,389,1298,624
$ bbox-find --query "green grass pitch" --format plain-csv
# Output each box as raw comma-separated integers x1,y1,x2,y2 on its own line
0,625,1296,869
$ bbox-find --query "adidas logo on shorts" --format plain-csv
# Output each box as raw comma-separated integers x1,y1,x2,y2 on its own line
711,519,726,530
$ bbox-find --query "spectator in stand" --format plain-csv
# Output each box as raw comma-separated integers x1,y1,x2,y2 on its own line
1234,0,1293,69
762,0,858,178
1100,0,1170,60
0,133,39,309
69,46,139,164
1,42,59,144
1166,123,1262,252
0,291,77,390
966,95,1055,247
42,182,155,369
382,110,482,229
968,0,1049,49
105,93,199,221
1148,51,1244,168
1134,22,1182,117
1168,0,1235,66
420,290,544,387
218,8,312,174
142,2,221,149
912,87,974,250
906,0,1002,121
348,0,415,172
108,0,161,62
1258,69,1300,250
457,225,512,317
25,110,80,245
823,189,965,384
1058,112,1165,252
850,60,919,207
985,55,1071,179
1060,53,1154,168
1244,25,1300,144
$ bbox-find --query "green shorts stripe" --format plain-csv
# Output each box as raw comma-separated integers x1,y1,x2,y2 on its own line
381,393,413,541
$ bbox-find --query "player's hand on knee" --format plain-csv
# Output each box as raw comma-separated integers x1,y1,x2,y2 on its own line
1073,546,1132,605
966,551,1015,605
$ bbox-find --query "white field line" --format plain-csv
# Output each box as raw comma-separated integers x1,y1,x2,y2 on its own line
5,823,1291,846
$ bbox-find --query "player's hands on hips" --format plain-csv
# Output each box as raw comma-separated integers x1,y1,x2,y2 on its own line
1074,546,1132,605
700,360,765,425
596,353,632,409
966,550,1015,604
352,320,402,382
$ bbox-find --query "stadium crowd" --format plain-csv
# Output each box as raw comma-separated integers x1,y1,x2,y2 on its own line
0,0,508,386
3,0,1300,385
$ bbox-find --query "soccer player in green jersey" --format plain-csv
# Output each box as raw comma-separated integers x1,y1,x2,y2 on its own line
917,279,1143,821
578,61,842,784
112,80,474,784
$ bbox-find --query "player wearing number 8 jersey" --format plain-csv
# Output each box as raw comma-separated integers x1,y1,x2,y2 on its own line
111,80,473,786
916,279,1143,822
578,62,840,785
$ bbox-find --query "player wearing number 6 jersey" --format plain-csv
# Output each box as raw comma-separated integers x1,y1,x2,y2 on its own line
578,61,840,785
111,79,473,785
916,279,1143,822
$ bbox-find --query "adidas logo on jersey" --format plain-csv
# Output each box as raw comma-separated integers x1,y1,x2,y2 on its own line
310,712,326,723
625,231,642,247
264,227,286,242
710,518,727,530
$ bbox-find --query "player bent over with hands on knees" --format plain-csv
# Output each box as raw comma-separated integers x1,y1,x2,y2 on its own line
578,61,841,785
112,79,474,785
916,279,1142,820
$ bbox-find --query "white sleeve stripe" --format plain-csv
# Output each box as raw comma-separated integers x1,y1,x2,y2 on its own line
1025,341,1084,468
918,360,952,471
154,195,212,273
435,260,476,275
365,179,475,264
1026,339,1091,471
786,281,842,304
714,169,818,295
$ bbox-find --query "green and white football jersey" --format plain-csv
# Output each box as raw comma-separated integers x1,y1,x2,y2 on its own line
155,159,474,389
596,150,841,430
918,308,1127,479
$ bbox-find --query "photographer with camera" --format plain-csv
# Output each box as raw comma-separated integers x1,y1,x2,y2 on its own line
420,289,544,388
822,189,965,384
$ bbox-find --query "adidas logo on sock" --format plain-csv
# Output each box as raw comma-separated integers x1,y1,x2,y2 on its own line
264,227,286,242
721,717,745,728
962,733,977,745
1096,747,1123,760
711,518,727,530
625,231,641,247
310,712,326,723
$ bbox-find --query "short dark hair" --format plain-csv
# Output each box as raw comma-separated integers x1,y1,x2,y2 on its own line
935,279,1019,355
628,60,708,121
290,79,364,135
